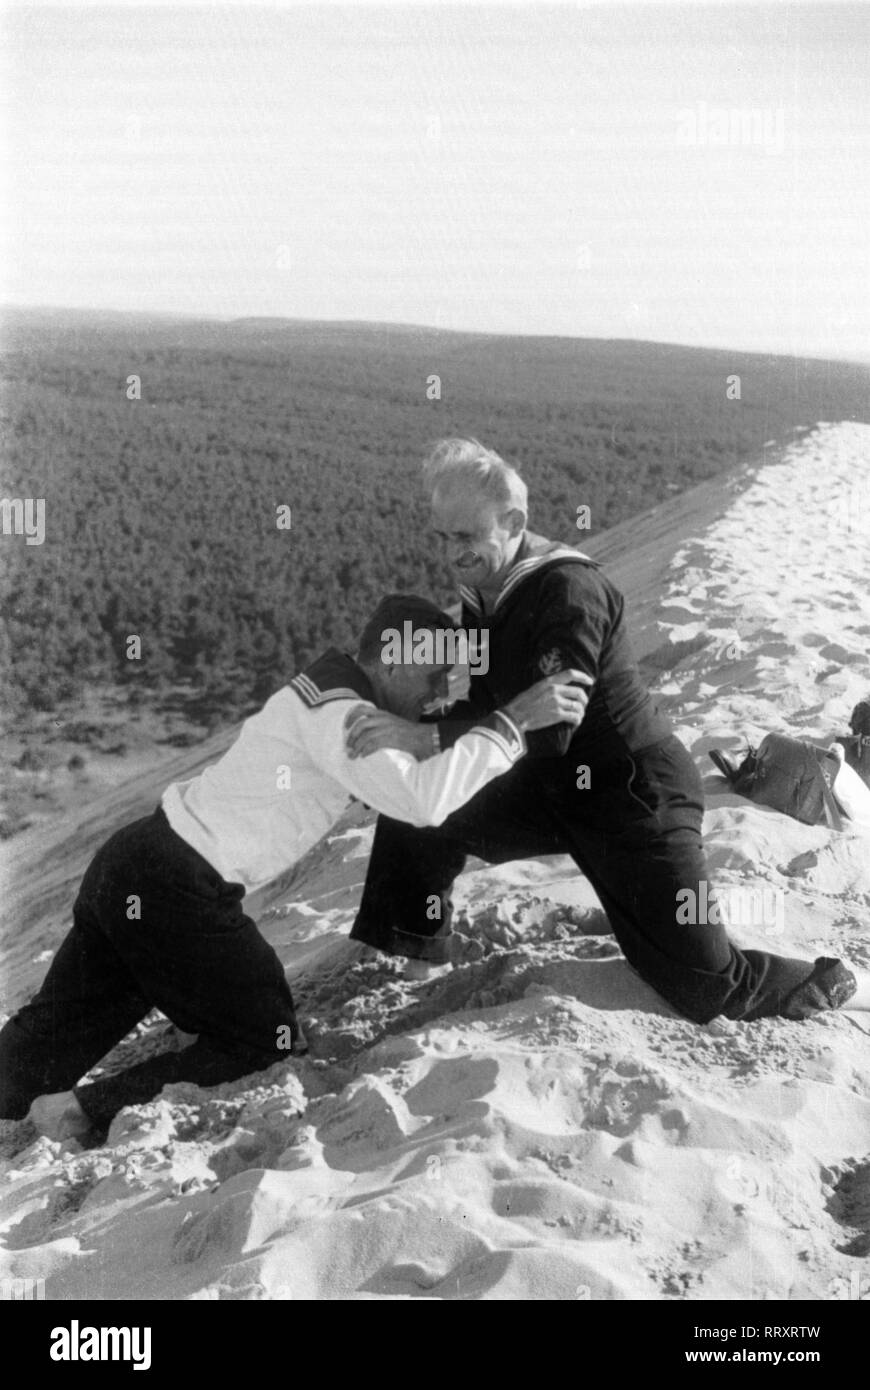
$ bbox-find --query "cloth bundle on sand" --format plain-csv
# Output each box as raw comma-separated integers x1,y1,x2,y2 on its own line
710,697,870,832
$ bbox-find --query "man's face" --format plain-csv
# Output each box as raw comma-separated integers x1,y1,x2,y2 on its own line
431,488,523,592
384,662,452,720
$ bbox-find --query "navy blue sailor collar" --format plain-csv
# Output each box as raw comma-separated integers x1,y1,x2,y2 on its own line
459,531,597,618
290,647,376,708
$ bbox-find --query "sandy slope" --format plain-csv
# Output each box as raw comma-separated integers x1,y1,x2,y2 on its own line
1,423,869,1301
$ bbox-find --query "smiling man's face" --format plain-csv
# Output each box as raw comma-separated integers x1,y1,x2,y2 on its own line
430,487,525,595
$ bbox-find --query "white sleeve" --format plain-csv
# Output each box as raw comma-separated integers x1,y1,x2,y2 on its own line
310,700,526,827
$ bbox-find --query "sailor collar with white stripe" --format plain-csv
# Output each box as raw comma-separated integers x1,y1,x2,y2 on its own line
290,647,376,708
459,531,597,617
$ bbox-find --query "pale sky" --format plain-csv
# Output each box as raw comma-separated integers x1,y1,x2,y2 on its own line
1,1,868,358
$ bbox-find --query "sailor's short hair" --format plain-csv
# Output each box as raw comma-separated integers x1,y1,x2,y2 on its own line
358,593,458,664
421,437,528,516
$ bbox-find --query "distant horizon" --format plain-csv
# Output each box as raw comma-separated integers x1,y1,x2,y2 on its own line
3,299,869,368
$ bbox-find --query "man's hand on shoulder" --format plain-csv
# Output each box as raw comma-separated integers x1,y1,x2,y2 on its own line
344,705,435,761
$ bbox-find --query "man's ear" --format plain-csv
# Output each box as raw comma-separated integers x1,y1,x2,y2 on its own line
505,507,526,538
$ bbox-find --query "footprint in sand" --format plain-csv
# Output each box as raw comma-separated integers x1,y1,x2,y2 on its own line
818,644,864,665
582,1061,674,1138
822,1158,870,1257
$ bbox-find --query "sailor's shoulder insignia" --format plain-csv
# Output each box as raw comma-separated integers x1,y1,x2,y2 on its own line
538,647,564,676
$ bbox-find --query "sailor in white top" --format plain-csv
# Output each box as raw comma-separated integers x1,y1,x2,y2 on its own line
161,642,526,897
2,593,591,1140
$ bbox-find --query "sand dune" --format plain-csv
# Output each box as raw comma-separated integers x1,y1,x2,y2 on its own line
2,423,869,1301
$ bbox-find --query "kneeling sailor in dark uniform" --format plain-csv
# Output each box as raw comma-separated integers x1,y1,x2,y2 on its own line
346,439,867,1023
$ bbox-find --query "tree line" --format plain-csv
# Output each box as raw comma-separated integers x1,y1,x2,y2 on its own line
2,310,867,731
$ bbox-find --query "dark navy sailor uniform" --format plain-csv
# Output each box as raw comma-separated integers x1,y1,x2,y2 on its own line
351,535,856,1022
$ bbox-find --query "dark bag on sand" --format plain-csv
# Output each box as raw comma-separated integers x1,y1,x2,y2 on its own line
837,698,870,791
709,733,844,830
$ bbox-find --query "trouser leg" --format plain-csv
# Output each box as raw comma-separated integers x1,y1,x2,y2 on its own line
0,901,150,1119
349,817,467,963
2,808,302,1131
74,907,302,1131
350,764,559,963
553,737,855,1023
72,809,302,1129
74,1035,293,1131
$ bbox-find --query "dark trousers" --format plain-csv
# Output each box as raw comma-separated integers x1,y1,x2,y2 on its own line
350,734,854,1024
0,808,301,1130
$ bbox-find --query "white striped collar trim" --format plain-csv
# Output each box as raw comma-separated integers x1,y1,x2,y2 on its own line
460,547,594,615
290,673,369,708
